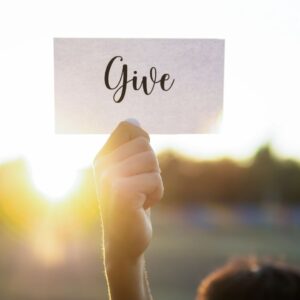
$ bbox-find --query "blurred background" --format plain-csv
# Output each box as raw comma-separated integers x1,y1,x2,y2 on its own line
1,147,300,300
1,0,300,299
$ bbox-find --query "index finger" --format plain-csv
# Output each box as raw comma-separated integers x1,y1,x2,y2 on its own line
96,121,150,157
94,136,152,172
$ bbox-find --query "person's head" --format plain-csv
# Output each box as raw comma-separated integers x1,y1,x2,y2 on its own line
197,258,300,300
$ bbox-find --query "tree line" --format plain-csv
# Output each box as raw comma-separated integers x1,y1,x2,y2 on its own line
158,145,300,206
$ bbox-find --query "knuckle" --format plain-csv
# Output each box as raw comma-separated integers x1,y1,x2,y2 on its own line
118,120,127,128
135,136,151,151
155,173,164,198
117,121,129,131
154,171,161,181
145,151,158,167
112,121,129,137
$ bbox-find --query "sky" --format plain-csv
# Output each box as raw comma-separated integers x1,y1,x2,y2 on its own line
0,0,300,173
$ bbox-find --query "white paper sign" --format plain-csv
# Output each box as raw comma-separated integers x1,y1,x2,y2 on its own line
54,38,224,134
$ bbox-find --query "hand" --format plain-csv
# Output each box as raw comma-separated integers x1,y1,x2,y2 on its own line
93,121,164,300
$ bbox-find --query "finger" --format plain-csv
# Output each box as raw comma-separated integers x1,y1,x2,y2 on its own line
98,121,150,157
111,172,163,210
143,186,164,209
107,150,160,178
94,136,152,171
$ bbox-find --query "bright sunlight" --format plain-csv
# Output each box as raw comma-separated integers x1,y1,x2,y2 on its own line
27,154,81,203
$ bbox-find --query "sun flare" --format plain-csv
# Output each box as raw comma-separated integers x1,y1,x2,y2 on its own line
27,155,81,203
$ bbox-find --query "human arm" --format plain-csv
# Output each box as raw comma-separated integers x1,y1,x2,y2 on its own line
93,121,164,300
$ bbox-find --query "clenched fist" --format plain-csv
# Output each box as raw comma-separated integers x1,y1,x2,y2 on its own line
93,121,164,300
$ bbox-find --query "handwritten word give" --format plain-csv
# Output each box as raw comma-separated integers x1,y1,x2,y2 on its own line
104,56,175,103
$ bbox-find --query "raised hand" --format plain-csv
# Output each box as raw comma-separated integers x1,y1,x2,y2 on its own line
93,121,164,300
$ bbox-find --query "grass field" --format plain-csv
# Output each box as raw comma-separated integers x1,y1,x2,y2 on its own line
1,209,300,300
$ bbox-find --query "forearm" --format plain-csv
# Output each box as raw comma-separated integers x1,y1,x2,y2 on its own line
104,253,153,300
93,121,162,300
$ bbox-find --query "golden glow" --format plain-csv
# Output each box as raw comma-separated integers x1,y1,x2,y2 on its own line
31,221,65,267
27,152,80,203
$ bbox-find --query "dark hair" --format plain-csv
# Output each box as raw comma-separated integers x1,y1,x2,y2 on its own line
198,258,300,300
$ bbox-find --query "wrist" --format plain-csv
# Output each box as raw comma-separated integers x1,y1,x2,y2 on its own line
105,251,145,277
104,254,150,300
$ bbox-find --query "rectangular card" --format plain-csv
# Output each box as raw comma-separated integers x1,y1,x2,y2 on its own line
54,38,224,134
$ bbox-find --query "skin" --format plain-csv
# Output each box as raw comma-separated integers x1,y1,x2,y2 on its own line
93,121,164,300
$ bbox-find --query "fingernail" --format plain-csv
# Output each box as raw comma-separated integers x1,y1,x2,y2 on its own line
125,118,141,128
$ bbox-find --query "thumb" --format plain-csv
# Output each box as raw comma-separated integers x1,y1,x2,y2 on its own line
99,119,150,156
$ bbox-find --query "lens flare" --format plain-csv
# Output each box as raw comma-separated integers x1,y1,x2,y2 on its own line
27,156,80,203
